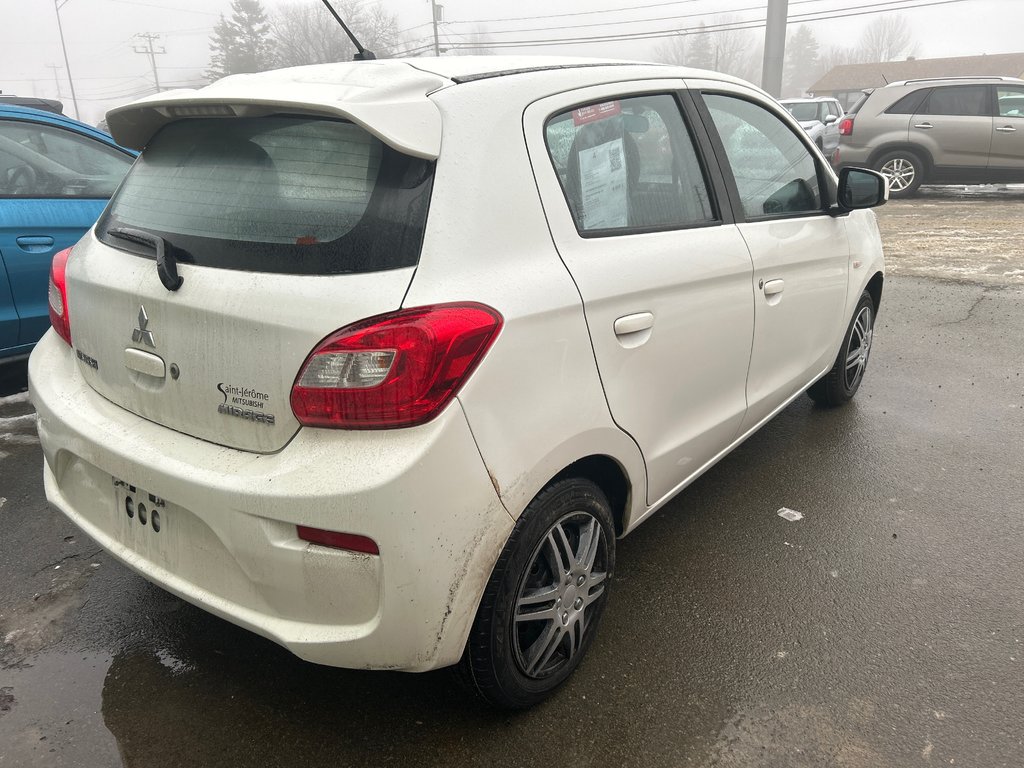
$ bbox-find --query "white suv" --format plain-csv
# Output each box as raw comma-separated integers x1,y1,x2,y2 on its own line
30,57,887,709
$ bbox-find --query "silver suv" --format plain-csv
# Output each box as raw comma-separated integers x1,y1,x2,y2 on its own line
837,76,1024,197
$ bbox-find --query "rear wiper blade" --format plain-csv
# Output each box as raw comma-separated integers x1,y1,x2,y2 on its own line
108,227,185,292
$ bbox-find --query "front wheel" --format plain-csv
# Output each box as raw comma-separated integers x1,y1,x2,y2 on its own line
875,150,924,197
808,291,875,407
457,478,615,709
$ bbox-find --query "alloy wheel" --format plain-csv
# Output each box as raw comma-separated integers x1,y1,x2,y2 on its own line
512,511,609,679
844,304,873,392
880,157,915,192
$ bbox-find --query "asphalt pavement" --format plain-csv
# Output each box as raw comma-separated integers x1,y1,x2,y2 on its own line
1,255,1023,765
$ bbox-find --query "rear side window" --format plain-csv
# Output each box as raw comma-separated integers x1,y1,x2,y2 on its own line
920,86,989,116
97,116,434,275
544,94,715,235
886,89,930,115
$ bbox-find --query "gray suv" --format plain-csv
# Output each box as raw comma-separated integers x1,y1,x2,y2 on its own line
837,76,1024,197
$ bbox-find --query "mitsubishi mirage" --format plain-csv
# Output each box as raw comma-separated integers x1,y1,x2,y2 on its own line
29,57,887,709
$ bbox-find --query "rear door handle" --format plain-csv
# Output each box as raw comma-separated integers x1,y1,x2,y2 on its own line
913,122,933,129
614,312,654,336
16,235,54,252
763,279,785,296
996,125,1017,133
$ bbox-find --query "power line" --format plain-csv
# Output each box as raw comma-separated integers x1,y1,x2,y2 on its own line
442,0,839,36
443,0,972,50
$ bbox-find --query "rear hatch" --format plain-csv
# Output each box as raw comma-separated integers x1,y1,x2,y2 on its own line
66,114,435,453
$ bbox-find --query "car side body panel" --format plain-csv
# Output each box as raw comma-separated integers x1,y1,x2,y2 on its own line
402,75,650,530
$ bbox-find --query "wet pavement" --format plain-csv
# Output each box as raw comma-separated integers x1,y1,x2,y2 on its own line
2,199,1024,766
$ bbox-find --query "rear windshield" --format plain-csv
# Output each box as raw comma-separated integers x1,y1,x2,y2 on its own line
783,102,818,121
97,116,434,275
847,91,872,116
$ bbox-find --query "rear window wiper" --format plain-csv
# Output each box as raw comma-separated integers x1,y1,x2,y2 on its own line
107,227,185,292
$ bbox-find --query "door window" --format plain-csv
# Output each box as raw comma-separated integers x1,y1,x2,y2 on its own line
920,86,989,116
0,120,132,197
997,88,1024,117
703,94,822,219
544,94,715,234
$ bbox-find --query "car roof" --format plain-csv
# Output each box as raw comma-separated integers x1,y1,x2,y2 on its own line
0,103,126,145
884,75,1024,88
106,56,752,159
780,97,835,103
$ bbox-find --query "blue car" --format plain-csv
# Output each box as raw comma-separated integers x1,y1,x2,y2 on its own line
0,106,135,363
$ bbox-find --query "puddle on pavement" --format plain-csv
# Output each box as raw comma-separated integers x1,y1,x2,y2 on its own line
0,650,121,767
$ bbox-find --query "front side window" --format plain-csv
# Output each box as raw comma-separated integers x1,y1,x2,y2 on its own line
921,86,989,116
997,87,1024,117
704,94,822,219
545,94,715,234
97,116,434,275
0,120,132,198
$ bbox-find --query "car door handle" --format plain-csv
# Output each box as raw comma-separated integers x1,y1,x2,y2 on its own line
996,125,1017,133
16,235,55,252
614,312,654,336
763,279,785,296
913,122,933,129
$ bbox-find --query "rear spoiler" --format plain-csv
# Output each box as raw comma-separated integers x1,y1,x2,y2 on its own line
105,62,449,160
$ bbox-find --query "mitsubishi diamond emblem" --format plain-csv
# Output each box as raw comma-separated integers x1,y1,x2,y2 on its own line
132,305,156,348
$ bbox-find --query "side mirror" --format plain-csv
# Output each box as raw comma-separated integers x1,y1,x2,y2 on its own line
823,114,838,125
835,167,888,212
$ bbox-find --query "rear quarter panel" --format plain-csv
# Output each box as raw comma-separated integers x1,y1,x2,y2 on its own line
404,76,648,528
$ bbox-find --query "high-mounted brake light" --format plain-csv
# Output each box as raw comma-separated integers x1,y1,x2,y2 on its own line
291,303,503,429
48,247,73,346
838,116,854,136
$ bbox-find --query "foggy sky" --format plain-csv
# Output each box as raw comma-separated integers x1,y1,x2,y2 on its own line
5,0,1021,123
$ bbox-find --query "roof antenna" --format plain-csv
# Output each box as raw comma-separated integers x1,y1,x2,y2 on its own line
319,0,377,60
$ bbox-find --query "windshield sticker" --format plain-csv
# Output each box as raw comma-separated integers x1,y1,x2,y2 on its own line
573,101,622,126
578,138,628,230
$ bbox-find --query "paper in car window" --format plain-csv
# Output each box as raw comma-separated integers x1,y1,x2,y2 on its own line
573,101,622,127
579,138,628,230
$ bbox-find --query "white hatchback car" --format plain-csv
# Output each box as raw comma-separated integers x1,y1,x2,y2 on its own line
30,57,887,709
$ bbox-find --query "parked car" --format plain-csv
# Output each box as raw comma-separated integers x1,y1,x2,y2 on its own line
1,105,135,363
779,96,844,160
29,57,887,708
836,75,1024,197
0,96,64,115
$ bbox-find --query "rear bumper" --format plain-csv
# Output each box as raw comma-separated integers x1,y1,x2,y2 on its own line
29,330,514,671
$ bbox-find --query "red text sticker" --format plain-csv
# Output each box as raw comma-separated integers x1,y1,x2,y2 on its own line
573,101,622,126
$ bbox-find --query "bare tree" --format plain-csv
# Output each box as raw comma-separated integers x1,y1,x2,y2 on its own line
856,14,917,63
653,16,757,82
271,0,402,68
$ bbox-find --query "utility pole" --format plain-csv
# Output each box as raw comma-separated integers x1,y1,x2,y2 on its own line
761,0,788,98
430,0,442,56
133,32,167,92
46,64,64,100
53,0,80,119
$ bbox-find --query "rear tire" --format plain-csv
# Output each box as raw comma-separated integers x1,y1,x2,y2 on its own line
808,291,875,407
457,478,615,709
875,149,924,197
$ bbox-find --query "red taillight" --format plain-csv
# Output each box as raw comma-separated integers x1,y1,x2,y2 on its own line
48,247,72,346
838,116,854,136
297,526,379,555
291,303,503,429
